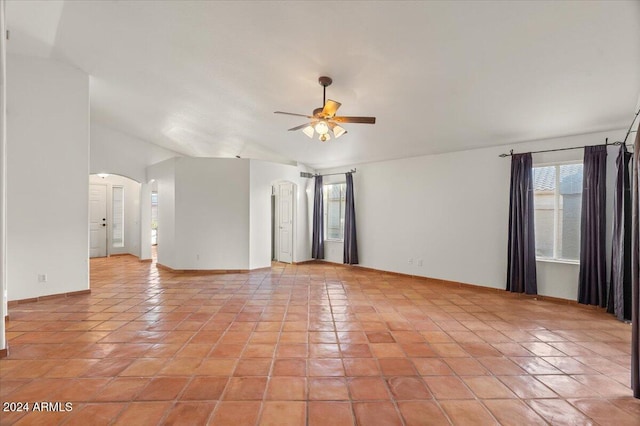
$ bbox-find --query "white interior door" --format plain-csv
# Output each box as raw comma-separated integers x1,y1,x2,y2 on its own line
89,184,107,258
277,182,293,263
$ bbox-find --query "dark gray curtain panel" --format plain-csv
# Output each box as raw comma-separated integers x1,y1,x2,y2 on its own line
506,153,537,295
311,175,324,259
343,172,359,265
608,144,632,321
578,145,608,307
631,121,640,399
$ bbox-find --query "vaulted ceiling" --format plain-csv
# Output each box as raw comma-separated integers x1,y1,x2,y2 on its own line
6,1,640,169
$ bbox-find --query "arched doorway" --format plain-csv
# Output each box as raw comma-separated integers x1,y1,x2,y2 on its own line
89,173,142,258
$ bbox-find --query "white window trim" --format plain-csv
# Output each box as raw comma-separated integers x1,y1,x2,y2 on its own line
533,161,583,263
112,185,125,248
536,257,579,266
533,160,582,167
324,182,346,242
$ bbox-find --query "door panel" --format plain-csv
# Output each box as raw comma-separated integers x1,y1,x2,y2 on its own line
89,184,107,258
277,182,293,263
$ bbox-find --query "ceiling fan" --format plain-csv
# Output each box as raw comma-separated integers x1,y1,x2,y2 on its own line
274,76,376,142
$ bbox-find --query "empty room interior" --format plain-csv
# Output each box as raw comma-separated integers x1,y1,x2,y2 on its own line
1,1,640,425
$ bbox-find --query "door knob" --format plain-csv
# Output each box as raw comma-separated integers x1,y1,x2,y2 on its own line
102,218,106,221
102,224,106,227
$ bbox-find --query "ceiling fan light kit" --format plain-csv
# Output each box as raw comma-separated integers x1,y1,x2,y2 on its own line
314,121,329,135
302,126,315,138
329,122,347,138
275,76,376,142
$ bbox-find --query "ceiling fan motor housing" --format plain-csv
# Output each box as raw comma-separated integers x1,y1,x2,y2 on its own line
318,76,332,87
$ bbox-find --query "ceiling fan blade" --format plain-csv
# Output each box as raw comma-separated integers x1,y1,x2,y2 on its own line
333,116,376,124
274,111,314,118
288,122,313,131
321,99,341,118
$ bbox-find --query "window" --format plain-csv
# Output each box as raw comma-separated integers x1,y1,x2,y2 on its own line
112,186,125,248
324,183,346,241
533,163,583,261
151,191,158,245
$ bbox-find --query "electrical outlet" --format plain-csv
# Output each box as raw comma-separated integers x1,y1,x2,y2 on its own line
417,259,423,266
196,254,200,261
38,274,47,283
408,258,413,265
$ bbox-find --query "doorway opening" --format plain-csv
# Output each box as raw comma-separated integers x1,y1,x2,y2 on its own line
89,174,141,258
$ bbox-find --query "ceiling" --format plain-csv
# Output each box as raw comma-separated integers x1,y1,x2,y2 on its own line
6,1,640,169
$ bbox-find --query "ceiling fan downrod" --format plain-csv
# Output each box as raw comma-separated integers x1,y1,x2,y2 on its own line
318,76,332,109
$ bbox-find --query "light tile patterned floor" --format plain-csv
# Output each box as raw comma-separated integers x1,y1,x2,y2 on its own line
1,255,639,425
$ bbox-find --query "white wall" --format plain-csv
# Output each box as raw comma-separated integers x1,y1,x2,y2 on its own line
147,158,176,268
139,182,153,261
249,160,315,269
147,157,314,271
90,121,181,184
89,174,141,257
174,158,250,270
148,157,251,270
7,54,89,301
319,128,626,300
0,0,7,351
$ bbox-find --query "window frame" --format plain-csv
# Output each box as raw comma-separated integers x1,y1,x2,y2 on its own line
532,160,582,264
323,182,347,242
112,185,125,248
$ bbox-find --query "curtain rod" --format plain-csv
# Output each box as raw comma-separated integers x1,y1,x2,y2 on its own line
498,139,633,158
300,168,357,179
622,107,640,143
498,138,624,158
499,108,640,158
